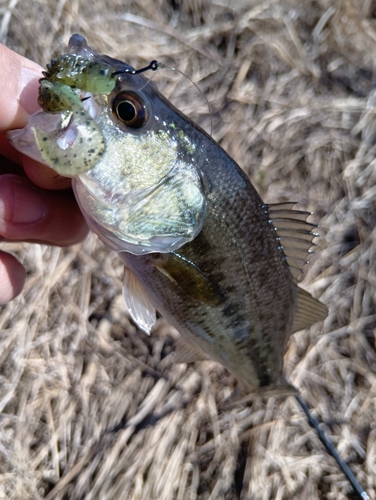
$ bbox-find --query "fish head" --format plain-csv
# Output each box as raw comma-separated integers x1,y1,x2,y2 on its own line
7,34,207,255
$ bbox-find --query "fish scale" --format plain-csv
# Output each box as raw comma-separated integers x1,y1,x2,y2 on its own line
121,185,295,392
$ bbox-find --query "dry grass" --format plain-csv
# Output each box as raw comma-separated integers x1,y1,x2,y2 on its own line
1,0,376,498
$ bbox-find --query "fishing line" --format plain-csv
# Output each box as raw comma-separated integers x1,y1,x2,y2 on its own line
295,394,369,499
155,62,213,137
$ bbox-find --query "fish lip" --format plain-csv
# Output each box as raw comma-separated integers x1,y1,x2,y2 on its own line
6,111,62,166
68,33,136,75
68,34,97,61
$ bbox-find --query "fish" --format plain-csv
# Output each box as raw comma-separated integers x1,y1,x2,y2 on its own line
7,34,328,396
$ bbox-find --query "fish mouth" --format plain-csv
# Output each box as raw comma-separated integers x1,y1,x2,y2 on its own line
55,113,77,150
6,111,61,166
55,92,101,151
6,107,86,169
6,89,104,172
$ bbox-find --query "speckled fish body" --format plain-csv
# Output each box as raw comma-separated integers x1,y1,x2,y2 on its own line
8,35,327,394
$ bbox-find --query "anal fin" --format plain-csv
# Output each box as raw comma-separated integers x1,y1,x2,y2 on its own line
175,338,210,363
122,267,156,335
292,287,328,333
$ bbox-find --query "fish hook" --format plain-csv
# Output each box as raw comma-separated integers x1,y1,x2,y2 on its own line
112,60,160,77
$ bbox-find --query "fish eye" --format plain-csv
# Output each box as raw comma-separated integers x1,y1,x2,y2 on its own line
112,91,147,128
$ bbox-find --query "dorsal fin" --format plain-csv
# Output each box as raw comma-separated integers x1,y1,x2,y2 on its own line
266,203,319,283
292,287,328,332
122,267,156,335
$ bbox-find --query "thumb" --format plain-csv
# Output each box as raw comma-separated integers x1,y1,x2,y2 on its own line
0,43,42,133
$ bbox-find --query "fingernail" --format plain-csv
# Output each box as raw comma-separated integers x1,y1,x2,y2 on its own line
0,177,47,224
13,181,47,223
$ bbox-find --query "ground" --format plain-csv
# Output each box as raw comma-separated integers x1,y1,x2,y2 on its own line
1,0,376,498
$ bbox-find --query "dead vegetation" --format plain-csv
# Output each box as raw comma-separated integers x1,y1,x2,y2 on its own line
1,0,376,498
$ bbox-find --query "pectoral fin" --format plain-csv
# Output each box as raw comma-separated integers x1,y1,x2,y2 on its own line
122,267,156,335
292,287,328,333
153,252,223,306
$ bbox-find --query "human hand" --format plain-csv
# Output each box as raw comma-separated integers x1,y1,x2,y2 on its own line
0,44,89,304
